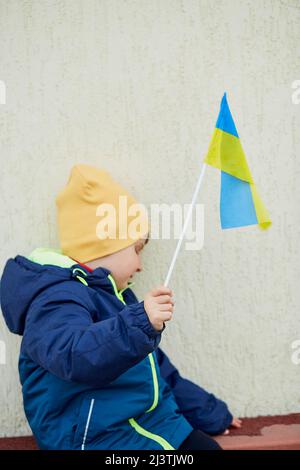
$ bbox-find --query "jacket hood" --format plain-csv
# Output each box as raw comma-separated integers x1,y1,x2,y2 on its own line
0,247,128,336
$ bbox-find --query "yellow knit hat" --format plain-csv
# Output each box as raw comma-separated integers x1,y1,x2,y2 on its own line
55,164,149,263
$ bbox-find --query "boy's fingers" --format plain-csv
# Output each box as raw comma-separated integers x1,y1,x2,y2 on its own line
159,303,174,312
234,418,242,423
156,295,174,304
151,286,172,297
232,418,242,428
161,311,173,321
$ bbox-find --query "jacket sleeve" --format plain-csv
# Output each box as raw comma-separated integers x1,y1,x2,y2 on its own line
22,287,162,387
155,347,233,435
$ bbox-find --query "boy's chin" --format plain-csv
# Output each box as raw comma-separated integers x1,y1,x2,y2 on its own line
118,279,131,290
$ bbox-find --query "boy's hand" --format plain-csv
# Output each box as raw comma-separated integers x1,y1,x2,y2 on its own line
144,286,174,332
222,417,243,435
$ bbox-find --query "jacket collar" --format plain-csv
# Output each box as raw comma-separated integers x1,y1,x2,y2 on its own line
26,247,135,294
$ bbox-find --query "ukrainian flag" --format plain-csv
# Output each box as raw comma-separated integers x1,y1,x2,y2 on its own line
204,93,271,230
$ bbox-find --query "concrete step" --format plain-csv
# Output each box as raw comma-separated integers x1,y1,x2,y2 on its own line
215,413,300,450
0,435,38,450
1,414,299,450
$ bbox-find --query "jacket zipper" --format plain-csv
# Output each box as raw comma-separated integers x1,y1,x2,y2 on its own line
81,398,95,450
107,274,159,410
107,274,175,450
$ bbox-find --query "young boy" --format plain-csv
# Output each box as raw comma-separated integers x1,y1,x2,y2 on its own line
0,164,241,450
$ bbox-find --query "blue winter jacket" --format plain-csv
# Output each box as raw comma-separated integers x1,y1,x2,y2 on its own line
0,248,232,450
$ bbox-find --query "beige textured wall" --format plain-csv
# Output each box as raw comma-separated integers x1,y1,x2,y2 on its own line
0,0,300,437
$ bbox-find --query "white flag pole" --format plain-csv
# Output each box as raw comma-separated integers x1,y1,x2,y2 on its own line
164,162,207,287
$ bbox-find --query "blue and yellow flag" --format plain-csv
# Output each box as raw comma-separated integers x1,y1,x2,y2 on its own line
204,93,271,230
